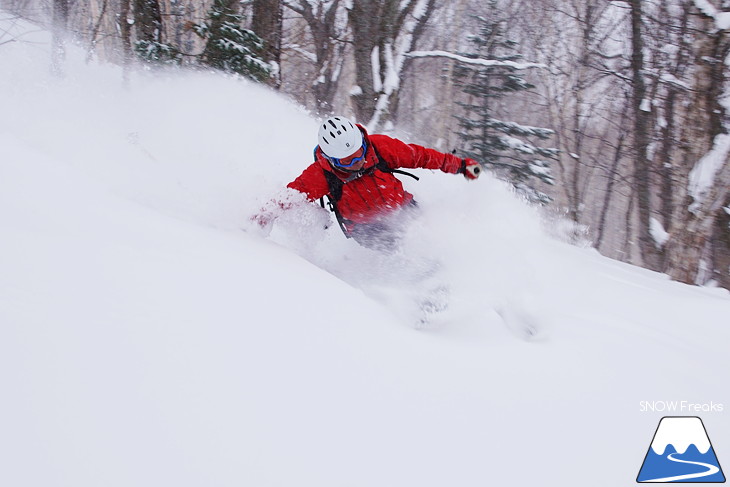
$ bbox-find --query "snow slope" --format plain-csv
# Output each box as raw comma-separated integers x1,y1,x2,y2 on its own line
1,16,729,487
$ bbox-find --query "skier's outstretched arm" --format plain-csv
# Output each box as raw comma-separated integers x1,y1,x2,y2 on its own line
370,134,481,180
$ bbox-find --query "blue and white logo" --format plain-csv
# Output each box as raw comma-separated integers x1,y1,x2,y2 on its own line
637,416,725,483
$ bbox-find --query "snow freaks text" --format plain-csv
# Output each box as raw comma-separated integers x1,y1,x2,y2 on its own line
639,401,724,413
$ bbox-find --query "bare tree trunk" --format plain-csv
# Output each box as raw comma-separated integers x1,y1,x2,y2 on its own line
134,0,163,45
283,0,347,115
711,195,730,289
653,0,692,234
252,0,283,89
119,0,132,85
623,189,637,261
85,0,109,63
349,1,384,123
657,89,677,231
51,0,70,77
664,185,730,285
664,156,730,284
596,123,627,249
628,0,662,270
349,0,436,130
664,9,730,286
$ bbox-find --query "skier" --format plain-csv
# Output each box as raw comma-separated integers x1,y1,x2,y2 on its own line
253,116,481,249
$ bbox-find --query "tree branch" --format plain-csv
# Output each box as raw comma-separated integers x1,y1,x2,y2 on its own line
406,50,546,69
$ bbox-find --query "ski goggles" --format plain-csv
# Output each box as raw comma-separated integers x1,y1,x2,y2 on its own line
323,140,368,168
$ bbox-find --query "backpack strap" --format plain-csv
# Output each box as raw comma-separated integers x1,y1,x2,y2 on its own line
370,144,420,182
321,170,352,237
315,150,352,237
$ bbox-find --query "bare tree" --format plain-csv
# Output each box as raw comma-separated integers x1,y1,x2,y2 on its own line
118,0,132,83
627,0,665,270
51,0,69,77
252,0,283,88
0,9,22,47
515,0,629,231
348,0,437,129
392,0,470,148
134,0,163,48
663,3,730,284
711,195,730,288
595,99,632,249
84,0,110,63
647,0,694,233
282,0,348,115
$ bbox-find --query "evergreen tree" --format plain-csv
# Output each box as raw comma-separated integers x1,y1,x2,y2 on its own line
134,40,181,65
454,7,557,203
133,0,181,65
194,0,272,82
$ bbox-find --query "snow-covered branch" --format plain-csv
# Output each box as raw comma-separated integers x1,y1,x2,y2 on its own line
406,50,546,70
688,133,730,212
284,43,317,63
692,0,730,30
364,0,436,130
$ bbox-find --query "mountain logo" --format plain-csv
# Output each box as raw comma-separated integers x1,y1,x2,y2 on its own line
637,416,725,483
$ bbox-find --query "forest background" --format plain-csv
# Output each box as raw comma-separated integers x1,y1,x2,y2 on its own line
2,0,729,290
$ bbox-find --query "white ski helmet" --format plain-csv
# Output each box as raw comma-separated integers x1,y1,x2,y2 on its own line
318,116,363,159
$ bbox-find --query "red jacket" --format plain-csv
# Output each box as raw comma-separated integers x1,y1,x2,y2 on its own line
288,125,463,225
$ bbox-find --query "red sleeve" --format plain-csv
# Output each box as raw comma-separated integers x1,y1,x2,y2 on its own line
370,134,463,174
287,163,330,201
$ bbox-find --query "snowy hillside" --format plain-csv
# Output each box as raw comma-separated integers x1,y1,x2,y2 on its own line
1,16,729,487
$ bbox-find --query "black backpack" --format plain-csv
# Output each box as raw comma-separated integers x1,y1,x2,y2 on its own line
318,143,419,238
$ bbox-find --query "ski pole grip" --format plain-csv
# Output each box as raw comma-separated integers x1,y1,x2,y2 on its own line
461,159,481,180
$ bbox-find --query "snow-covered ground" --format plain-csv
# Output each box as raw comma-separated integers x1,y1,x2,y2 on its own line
1,15,729,487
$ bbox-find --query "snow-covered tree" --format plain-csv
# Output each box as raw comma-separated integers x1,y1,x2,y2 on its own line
133,0,181,65
134,39,181,65
514,0,629,234
618,0,730,287
348,0,437,130
662,1,730,286
194,0,272,82
252,0,283,88
282,0,349,114
453,8,557,203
